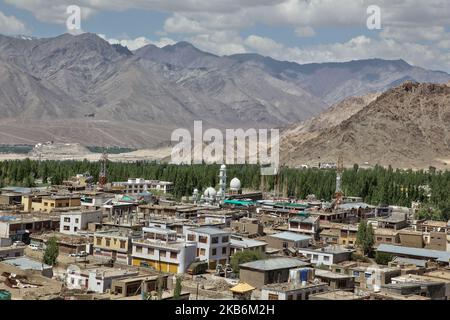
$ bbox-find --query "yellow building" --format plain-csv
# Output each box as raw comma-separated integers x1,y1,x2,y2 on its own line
22,194,81,213
131,227,197,274
338,225,358,246
93,230,135,265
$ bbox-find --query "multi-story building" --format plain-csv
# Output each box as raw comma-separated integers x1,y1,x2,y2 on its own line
229,235,267,255
185,227,230,269
59,210,103,235
288,214,320,238
131,227,196,274
22,194,81,213
0,215,59,243
93,229,140,264
230,217,264,237
111,178,174,195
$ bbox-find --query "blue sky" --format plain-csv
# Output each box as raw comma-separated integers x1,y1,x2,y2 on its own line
0,0,449,72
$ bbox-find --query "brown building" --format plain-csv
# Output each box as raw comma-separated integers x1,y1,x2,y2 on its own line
265,232,311,250
426,231,447,251
239,258,310,289
230,217,264,238
374,228,400,246
398,229,424,248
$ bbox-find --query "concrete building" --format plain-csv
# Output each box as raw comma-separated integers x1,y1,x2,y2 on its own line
131,227,197,274
377,244,450,266
0,245,25,260
261,281,328,300
230,217,264,237
59,210,103,235
111,274,172,297
288,215,319,237
0,215,59,243
111,178,174,194
229,235,267,255
93,229,141,264
185,227,230,269
265,232,311,250
398,229,424,248
22,194,81,213
66,266,139,293
374,228,400,246
297,246,354,266
239,257,310,289
313,269,355,290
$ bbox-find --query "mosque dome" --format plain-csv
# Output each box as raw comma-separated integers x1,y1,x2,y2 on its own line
204,187,217,198
230,177,241,190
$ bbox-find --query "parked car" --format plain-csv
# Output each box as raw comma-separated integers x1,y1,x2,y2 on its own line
69,251,88,258
28,244,40,251
12,241,26,247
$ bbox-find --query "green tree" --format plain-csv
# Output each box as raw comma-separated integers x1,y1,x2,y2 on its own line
356,220,374,256
173,275,183,300
43,237,59,266
230,250,265,274
375,252,393,265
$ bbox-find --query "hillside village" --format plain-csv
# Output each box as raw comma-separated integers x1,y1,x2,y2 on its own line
0,164,449,301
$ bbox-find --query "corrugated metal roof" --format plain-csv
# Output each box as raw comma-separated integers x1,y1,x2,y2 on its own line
269,231,312,242
240,257,309,271
377,244,450,262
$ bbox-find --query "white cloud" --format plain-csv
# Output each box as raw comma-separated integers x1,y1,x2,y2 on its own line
0,10,28,34
98,34,176,50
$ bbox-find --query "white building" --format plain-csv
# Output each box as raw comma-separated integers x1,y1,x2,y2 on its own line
297,246,354,266
131,227,197,274
112,178,174,194
60,210,103,235
66,266,138,293
185,227,230,269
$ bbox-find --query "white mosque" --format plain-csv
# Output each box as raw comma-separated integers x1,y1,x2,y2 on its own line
192,164,242,205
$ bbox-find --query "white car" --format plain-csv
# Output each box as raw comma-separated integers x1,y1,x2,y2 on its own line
28,244,40,251
13,241,26,247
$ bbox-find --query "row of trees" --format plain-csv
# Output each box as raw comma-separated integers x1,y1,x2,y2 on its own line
1,160,450,220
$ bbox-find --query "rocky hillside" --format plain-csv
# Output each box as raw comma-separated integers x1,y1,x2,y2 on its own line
281,82,450,169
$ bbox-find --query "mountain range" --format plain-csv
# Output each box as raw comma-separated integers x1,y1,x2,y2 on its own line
0,32,449,148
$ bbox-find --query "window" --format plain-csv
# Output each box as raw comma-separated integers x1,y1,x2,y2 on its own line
282,242,288,249
64,226,70,231
64,217,70,223
200,248,206,255
105,238,111,246
313,254,319,260
160,250,167,257
212,237,219,244
96,237,102,245
222,236,229,243
74,227,78,232
170,252,178,259
212,248,217,256
323,256,330,262
188,234,196,241
75,218,79,224
199,236,208,243
120,240,126,249
222,247,227,254
377,237,382,241
287,295,293,300
268,294,279,300
136,246,143,253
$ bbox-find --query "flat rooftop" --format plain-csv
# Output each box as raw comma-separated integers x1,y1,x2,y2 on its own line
310,290,367,300
1,257,51,271
263,281,326,292
188,226,229,235
268,231,312,242
240,257,310,271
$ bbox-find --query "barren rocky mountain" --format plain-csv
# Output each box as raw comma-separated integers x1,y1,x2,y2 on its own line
281,82,450,169
0,32,449,148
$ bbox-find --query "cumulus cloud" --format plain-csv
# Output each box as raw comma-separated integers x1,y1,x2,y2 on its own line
0,10,28,35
